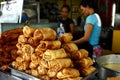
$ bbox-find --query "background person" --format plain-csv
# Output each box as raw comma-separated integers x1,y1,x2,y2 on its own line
72,0,102,60
56,5,74,34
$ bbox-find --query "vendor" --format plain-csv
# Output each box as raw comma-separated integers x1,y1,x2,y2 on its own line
56,5,74,34
72,0,102,59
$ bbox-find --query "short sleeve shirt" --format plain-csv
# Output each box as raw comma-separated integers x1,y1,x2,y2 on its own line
84,13,102,47
59,18,74,32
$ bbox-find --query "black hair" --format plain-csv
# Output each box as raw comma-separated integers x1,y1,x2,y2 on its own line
61,5,70,12
80,0,98,11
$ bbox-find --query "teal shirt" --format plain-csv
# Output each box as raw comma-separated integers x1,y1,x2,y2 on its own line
84,13,102,48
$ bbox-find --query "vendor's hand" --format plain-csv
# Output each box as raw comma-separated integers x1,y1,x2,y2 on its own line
71,40,77,44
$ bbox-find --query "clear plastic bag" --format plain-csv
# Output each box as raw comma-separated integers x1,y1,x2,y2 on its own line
0,0,23,23
57,23,65,38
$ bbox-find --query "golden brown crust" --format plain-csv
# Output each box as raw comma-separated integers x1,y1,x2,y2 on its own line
48,58,73,72
18,35,28,43
41,28,56,41
27,37,39,47
62,43,78,53
47,69,57,78
57,68,80,79
31,69,39,77
107,77,120,80
0,28,23,66
33,28,43,40
75,57,93,68
43,48,67,61
39,59,49,69
21,44,34,54
34,28,56,41
23,26,36,38
29,60,39,69
38,65,48,76
16,42,25,50
80,66,96,77
70,50,81,60
62,77,83,80
58,33,73,43
35,49,44,57
1,28,23,42
39,40,61,51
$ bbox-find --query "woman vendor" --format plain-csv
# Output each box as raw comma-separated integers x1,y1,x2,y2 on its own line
72,0,102,60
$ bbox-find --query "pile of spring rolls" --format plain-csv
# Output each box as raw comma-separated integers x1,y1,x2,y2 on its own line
11,26,95,80
59,34,96,77
0,28,23,66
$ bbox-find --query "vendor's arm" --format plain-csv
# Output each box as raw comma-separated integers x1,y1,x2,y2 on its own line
70,23,74,34
73,23,93,44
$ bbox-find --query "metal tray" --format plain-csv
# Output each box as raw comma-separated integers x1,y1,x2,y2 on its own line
0,70,22,80
83,70,98,80
9,67,41,80
9,67,98,80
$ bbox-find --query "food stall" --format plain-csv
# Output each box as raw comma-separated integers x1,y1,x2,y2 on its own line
0,0,120,80
0,22,98,80
0,1,97,78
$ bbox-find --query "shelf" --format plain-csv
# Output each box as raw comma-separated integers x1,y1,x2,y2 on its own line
72,13,79,14
23,2,40,23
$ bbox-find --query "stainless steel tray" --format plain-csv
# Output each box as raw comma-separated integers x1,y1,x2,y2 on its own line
9,67,98,80
0,70,23,80
9,67,41,80
83,70,98,80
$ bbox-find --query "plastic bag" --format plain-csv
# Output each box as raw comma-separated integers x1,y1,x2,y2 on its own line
0,0,23,23
57,23,65,38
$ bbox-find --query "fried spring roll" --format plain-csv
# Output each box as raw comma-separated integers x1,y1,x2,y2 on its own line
33,28,43,40
39,59,49,68
58,33,73,43
38,40,61,51
43,48,67,61
47,69,57,78
17,61,29,71
23,26,36,37
31,69,39,77
34,28,56,41
21,44,34,54
16,42,25,49
62,43,78,53
29,60,39,69
80,66,96,77
38,65,48,75
27,37,39,47
22,53,31,62
63,77,83,80
48,58,73,71
18,35,28,43
76,57,93,68
35,49,44,57
71,49,88,60
57,68,80,79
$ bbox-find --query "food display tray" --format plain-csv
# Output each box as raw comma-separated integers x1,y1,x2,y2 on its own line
0,70,22,80
83,70,98,80
8,67,98,80
9,67,41,80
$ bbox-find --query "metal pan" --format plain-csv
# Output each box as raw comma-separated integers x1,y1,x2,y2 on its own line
96,54,120,80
